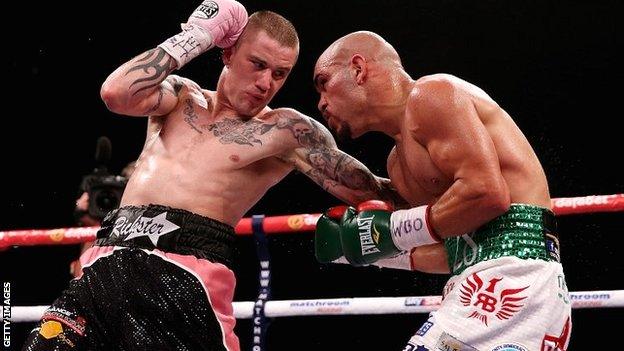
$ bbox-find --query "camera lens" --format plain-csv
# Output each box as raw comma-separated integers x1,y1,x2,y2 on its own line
95,190,119,210
86,175,128,220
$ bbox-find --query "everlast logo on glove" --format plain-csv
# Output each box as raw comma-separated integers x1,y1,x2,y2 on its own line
193,1,219,19
357,215,381,255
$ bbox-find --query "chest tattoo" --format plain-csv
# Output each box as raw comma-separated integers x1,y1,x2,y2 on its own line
183,98,203,134
203,118,276,146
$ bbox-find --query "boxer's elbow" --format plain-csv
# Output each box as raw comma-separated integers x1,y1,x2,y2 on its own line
100,80,129,114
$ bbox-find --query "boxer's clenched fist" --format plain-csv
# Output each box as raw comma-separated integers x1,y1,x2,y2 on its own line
159,0,248,68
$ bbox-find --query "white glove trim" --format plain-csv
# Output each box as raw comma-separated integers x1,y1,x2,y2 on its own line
390,205,441,251
332,251,413,271
158,23,214,69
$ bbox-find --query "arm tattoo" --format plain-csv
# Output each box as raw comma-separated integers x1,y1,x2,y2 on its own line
273,112,335,149
263,111,379,193
305,148,378,192
271,111,406,205
125,48,175,96
377,178,410,208
144,88,164,115
143,77,183,115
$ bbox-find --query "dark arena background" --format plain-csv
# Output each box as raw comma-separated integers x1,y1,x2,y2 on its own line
2,0,622,350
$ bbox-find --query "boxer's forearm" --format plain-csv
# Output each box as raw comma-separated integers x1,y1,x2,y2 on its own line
304,158,407,208
101,48,179,116
429,177,510,238
101,0,246,117
409,243,450,274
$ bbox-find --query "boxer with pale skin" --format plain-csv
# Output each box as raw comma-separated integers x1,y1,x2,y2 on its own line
22,5,403,350
313,31,571,351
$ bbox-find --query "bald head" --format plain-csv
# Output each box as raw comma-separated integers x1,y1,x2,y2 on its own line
313,32,412,140
317,31,402,68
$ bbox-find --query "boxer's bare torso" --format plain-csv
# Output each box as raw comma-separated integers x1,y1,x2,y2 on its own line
386,74,551,272
123,78,393,226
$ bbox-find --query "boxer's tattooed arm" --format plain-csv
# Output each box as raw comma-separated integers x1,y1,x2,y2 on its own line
144,89,164,115
113,48,180,115
270,110,407,206
125,48,176,96
143,75,183,115
376,177,410,209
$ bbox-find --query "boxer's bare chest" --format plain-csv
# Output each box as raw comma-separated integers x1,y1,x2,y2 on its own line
157,95,288,169
386,139,452,206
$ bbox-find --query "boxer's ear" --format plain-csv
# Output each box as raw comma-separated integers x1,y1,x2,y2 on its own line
350,54,367,84
222,47,234,67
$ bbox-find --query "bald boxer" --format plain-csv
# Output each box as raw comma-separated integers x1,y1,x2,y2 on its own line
313,31,571,351
22,6,404,351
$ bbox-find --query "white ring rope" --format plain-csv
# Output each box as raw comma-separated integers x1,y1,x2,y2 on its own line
5,290,623,323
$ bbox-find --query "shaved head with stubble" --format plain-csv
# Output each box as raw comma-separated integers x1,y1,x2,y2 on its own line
313,31,407,140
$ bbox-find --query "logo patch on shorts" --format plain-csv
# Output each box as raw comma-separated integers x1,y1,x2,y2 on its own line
545,233,560,262
542,317,571,351
39,321,63,339
491,343,528,351
39,320,76,347
459,272,529,326
416,321,433,336
192,0,219,19
114,212,180,246
42,307,87,336
403,343,429,351
435,332,477,351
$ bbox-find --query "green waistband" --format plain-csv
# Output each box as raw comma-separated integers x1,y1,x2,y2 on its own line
445,204,560,275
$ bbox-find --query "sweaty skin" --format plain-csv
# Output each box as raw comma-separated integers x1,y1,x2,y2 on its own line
314,32,550,273
101,30,402,227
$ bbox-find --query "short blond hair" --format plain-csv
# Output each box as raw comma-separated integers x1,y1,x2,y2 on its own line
239,11,299,49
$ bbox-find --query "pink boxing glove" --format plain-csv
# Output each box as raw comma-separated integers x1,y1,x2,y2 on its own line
159,0,248,69
188,0,248,48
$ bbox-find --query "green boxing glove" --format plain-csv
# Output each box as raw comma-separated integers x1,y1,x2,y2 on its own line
314,205,349,263
315,201,415,270
339,200,401,266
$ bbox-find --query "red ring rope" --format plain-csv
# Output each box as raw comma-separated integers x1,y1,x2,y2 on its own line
1,193,622,248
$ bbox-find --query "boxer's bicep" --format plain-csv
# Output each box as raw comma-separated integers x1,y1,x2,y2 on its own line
140,76,183,116
408,81,509,235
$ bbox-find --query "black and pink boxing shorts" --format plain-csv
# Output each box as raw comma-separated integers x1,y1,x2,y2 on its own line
23,204,240,351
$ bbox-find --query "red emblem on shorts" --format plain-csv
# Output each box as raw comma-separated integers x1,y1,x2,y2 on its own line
541,317,571,351
459,272,529,326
